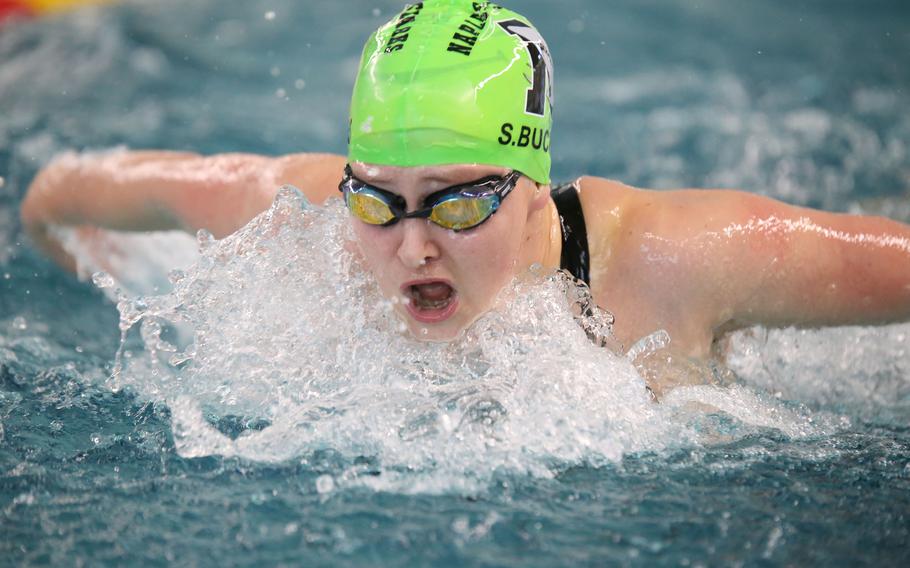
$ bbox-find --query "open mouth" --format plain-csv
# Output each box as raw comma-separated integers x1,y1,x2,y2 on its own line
402,280,459,323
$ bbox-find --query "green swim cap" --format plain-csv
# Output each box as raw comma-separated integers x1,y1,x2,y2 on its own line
348,0,554,184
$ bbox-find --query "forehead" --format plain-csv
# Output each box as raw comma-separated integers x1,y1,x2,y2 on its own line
350,163,508,187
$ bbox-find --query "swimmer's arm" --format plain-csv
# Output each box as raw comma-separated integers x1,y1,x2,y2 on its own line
21,150,346,270
636,189,910,332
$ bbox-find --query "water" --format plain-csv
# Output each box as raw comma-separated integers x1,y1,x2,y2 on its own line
2,0,909,565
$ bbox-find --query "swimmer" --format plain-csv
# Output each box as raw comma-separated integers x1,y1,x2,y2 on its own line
20,1,910,378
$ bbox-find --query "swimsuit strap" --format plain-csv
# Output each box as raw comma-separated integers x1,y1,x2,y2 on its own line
550,181,590,285
551,182,625,356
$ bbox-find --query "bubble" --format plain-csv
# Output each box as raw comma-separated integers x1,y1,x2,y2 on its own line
92,271,116,289
294,78,306,90
275,88,287,99
168,269,186,284
196,229,215,251
315,475,335,494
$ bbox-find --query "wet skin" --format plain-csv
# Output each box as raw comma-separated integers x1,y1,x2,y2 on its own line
345,162,559,341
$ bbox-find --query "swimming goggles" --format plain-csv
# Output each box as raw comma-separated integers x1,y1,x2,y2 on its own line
338,164,522,231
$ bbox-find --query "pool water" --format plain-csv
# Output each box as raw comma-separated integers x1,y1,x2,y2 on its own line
2,0,910,565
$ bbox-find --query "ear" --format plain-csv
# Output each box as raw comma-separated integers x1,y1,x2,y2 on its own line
528,183,551,215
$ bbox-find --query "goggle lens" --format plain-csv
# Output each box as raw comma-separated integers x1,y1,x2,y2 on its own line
429,195,497,231
345,190,396,225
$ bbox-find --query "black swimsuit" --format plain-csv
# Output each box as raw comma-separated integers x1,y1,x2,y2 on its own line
550,186,656,398
550,182,634,362
550,181,590,285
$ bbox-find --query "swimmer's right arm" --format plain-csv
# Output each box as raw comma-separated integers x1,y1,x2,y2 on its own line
21,150,346,271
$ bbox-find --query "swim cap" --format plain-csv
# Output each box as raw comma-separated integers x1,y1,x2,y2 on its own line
348,0,554,184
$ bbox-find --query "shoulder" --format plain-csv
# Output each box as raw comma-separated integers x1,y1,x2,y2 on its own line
571,178,727,354
577,177,783,242
573,176,644,277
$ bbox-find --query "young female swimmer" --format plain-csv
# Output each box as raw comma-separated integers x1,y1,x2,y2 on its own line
20,1,910,367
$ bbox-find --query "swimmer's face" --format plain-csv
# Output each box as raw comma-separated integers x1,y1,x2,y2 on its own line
347,163,548,340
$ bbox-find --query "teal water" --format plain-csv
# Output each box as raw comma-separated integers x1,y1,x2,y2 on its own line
2,0,910,565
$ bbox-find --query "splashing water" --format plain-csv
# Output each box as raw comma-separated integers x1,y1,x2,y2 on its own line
88,187,832,493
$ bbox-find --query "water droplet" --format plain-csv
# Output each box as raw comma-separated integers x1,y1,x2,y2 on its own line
315,474,334,494
452,516,470,535
196,229,215,251
264,11,276,21
440,413,453,432
92,271,115,289
568,19,584,33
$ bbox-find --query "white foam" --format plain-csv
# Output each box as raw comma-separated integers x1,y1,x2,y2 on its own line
725,324,910,421
54,225,199,300
103,188,837,493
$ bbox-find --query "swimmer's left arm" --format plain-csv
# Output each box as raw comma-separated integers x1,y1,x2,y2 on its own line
653,190,910,330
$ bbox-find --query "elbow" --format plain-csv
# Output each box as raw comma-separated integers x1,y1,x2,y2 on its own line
21,153,80,229
21,169,52,231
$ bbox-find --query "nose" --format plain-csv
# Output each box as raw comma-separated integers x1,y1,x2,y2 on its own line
396,218,441,270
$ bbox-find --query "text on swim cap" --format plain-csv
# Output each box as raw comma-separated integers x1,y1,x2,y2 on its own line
384,2,424,53
446,2,490,56
498,123,550,153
